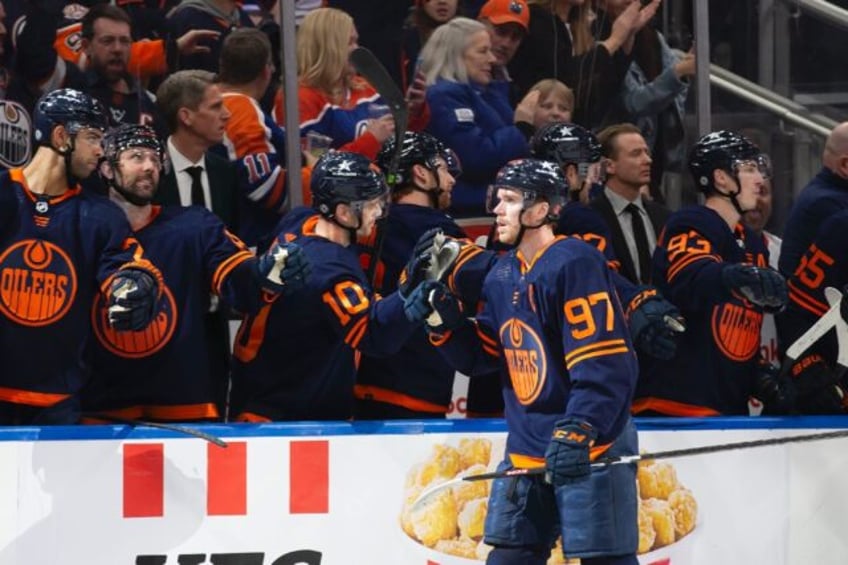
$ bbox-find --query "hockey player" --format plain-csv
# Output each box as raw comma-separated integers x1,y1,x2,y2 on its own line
355,131,494,418
532,122,684,362
0,89,161,424
634,130,791,417
428,158,640,565
229,151,455,421
83,124,309,423
776,207,848,413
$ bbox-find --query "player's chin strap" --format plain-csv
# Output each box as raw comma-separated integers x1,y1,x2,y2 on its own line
50,137,81,189
412,162,445,209
714,169,748,216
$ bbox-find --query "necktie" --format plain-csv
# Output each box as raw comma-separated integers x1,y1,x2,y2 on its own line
185,166,205,207
625,203,652,284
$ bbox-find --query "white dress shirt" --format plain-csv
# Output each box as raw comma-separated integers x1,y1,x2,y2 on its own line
604,186,658,282
167,136,212,210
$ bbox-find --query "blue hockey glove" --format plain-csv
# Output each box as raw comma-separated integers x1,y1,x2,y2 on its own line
544,419,597,487
403,280,443,323
752,360,795,415
256,241,310,294
721,264,788,312
108,268,159,331
628,293,686,360
425,283,464,332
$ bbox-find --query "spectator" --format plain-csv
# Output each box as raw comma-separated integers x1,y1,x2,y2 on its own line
84,124,308,423
508,0,660,129
229,152,453,421
420,17,536,217
275,7,428,162
477,0,529,103
78,4,167,137
166,0,255,73
213,28,309,248
591,123,670,285
400,0,460,91
0,89,160,425
779,122,848,278
598,0,695,198
635,130,790,417
527,78,574,130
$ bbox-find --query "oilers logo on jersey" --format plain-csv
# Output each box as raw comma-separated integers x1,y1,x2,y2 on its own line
500,318,548,405
92,283,179,358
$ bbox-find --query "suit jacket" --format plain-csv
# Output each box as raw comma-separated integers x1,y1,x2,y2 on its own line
156,151,240,233
591,191,671,285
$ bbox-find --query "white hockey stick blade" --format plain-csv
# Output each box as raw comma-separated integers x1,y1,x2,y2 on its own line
785,286,843,364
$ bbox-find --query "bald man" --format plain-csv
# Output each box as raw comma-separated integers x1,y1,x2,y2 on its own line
779,122,848,277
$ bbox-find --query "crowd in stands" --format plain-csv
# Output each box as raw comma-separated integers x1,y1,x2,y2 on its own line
1,0,848,429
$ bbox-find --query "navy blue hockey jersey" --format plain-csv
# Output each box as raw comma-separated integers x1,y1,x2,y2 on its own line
0,168,152,408
85,206,257,422
434,236,638,460
635,206,771,416
230,208,424,421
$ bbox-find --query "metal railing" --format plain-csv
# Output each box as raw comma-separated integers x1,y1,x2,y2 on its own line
780,0,848,29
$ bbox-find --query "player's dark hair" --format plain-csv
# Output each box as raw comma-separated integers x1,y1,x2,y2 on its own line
81,4,131,41
219,29,272,86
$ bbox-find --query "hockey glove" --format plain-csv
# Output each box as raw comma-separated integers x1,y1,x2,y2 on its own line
791,355,848,414
721,264,788,313
398,252,431,299
544,419,597,487
425,283,464,332
108,268,159,331
403,280,443,323
752,360,795,415
256,241,310,294
628,292,686,360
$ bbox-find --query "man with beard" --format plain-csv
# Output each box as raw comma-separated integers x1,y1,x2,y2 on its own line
77,4,167,138
83,124,309,423
0,90,162,424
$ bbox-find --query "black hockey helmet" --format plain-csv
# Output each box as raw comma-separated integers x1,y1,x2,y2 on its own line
531,122,602,168
376,131,452,188
33,88,109,146
311,151,389,219
689,130,770,193
487,158,568,220
103,124,164,165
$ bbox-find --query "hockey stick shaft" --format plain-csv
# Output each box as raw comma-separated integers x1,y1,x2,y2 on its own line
85,413,228,448
349,47,409,286
463,428,848,483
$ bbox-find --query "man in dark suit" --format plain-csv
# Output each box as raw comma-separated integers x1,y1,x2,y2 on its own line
155,69,241,418
592,123,671,285
154,69,239,232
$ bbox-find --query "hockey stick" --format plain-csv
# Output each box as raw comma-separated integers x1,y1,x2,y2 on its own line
410,428,848,511
783,286,848,371
85,413,228,448
349,46,409,286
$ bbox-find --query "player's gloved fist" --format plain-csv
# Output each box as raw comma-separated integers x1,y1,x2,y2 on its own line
399,251,431,299
628,292,686,360
752,361,795,415
425,283,464,332
544,419,597,487
791,355,848,414
108,268,159,331
413,227,443,258
721,264,788,312
256,242,310,294
403,280,443,323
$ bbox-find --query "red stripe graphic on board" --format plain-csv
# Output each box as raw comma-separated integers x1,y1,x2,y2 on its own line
207,441,247,515
289,440,329,514
123,443,164,517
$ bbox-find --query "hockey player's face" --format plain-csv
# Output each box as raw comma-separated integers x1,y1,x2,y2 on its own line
734,160,765,213
86,18,131,83
355,195,387,237
742,178,772,233
116,147,162,203
69,128,104,178
431,157,455,209
492,187,525,244
463,30,496,86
